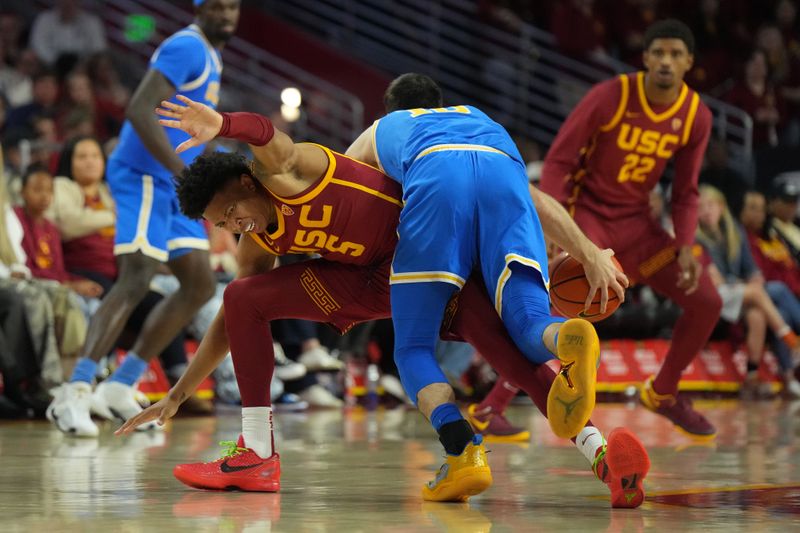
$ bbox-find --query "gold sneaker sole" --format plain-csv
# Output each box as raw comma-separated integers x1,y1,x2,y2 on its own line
547,319,600,439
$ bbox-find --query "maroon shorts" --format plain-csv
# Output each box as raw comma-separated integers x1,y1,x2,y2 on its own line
261,257,393,334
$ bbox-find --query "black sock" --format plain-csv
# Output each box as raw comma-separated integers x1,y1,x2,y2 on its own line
437,419,474,455
747,361,759,373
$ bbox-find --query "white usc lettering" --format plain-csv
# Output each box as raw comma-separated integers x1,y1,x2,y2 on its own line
291,204,365,257
616,123,679,158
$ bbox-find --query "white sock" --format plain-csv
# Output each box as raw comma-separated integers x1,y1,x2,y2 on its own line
242,406,273,458
576,426,605,465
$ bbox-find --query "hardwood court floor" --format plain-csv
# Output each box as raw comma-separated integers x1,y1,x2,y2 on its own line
2,400,800,532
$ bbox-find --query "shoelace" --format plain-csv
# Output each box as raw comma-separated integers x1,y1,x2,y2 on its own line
592,447,608,481
209,440,249,463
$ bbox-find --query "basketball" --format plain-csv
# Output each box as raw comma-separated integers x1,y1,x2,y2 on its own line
549,253,623,322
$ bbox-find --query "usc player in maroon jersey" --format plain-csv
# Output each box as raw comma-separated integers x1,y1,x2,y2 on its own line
541,19,735,438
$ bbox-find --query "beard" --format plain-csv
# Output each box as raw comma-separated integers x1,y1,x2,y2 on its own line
208,27,235,43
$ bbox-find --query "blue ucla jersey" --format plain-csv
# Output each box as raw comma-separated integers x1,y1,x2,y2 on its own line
373,105,525,183
112,24,222,176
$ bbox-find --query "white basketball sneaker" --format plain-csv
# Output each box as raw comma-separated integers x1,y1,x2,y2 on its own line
298,346,344,372
274,342,307,381
92,381,161,431
46,382,100,437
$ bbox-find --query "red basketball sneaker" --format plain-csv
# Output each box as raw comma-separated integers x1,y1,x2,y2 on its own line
173,436,280,492
592,427,650,508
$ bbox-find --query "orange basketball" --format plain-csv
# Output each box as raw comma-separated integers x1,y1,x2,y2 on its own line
548,252,623,322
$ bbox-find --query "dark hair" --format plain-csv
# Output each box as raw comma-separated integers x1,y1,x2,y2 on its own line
643,19,695,55
21,163,52,187
55,135,106,180
175,151,251,219
384,73,443,112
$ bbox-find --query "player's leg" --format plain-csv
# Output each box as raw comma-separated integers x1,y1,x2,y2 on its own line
49,164,171,436
448,276,649,507
94,191,217,429
390,154,491,502
466,378,530,442
174,259,391,491
129,253,216,361
626,234,722,437
475,153,599,438
392,281,492,502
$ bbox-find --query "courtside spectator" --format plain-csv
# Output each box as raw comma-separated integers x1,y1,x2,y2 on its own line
29,0,107,66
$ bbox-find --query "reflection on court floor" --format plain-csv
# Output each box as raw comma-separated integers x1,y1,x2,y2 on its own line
1,400,799,531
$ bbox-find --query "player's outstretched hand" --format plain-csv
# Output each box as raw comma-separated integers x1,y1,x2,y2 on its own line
583,248,628,314
156,94,223,154
115,394,181,435
676,246,701,294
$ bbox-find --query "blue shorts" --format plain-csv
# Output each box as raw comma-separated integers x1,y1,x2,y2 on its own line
389,148,550,316
106,157,208,262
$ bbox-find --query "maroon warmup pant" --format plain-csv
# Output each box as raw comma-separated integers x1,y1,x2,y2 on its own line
223,256,574,428
572,208,723,395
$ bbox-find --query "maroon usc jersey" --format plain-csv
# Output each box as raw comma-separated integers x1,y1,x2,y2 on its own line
248,144,402,265
541,71,712,247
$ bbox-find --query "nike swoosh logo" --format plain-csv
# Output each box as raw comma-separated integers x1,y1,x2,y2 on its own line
581,434,592,445
220,460,261,473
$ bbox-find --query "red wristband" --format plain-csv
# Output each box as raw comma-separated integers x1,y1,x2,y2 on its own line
218,112,275,146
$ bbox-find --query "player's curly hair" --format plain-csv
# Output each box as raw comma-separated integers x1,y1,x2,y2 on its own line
384,73,443,112
643,19,695,54
175,151,251,219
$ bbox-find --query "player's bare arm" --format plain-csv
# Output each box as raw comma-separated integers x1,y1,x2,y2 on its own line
345,123,380,167
530,185,628,313
157,95,329,196
127,69,187,176
117,236,276,435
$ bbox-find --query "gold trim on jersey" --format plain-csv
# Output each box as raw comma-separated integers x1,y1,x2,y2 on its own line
636,72,689,123
248,232,279,254
495,254,548,316
270,143,337,205
329,178,403,207
638,246,677,278
389,267,466,288
682,93,701,145
599,74,630,132
414,144,509,160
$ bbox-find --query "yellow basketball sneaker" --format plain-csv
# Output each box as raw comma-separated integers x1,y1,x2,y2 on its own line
422,435,493,502
547,318,600,439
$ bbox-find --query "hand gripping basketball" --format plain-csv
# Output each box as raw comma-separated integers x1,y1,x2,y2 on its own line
549,252,626,322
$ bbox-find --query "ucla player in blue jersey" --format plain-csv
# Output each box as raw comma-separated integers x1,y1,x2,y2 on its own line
47,0,241,437
348,74,619,501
